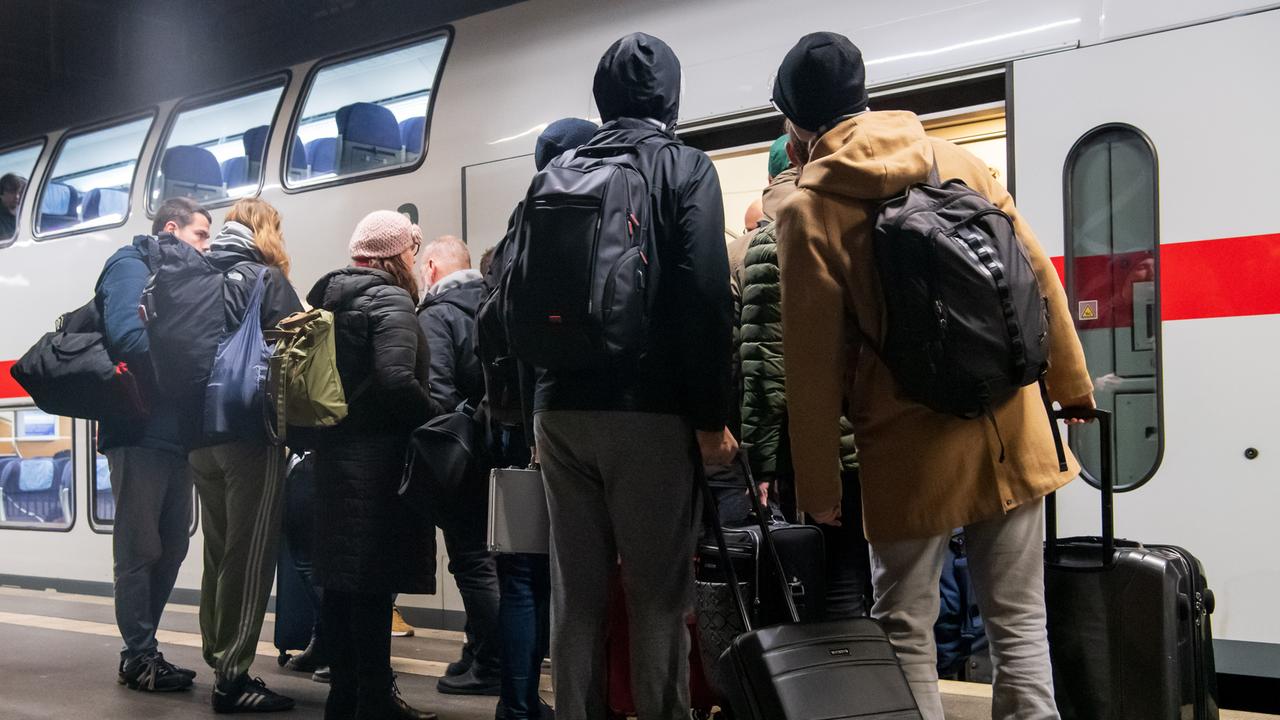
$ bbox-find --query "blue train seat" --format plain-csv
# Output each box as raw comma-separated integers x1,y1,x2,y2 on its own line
81,188,129,221
38,182,81,232
399,116,426,157
222,156,249,188
160,146,226,202
305,138,337,175
0,457,70,524
336,102,402,173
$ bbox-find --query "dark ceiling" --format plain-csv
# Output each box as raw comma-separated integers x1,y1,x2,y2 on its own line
0,0,520,142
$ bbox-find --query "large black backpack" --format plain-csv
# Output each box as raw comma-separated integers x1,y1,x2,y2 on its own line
475,230,524,426
503,140,673,370
873,163,1050,419
140,236,259,417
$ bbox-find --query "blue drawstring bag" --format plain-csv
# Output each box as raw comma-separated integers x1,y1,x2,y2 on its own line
203,271,270,444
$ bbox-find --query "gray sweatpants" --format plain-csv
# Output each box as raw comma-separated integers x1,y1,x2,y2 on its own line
535,411,699,720
105,446,193,661
870,498,1059,720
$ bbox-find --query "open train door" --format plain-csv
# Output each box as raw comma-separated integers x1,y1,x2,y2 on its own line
1010,9,1280,678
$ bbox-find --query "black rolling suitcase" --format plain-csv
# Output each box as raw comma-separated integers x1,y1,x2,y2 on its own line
698,457,922,720
698,519,827,625
1045,408,1218,720
274,453,320,663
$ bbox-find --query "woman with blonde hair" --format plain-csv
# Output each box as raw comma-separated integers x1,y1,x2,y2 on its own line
306,210,440,720
188,196,304,713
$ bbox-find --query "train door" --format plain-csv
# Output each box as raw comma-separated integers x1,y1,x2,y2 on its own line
1011,10,1280,674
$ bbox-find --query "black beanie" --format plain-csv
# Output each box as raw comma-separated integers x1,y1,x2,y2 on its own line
535,118,599,171
772,32,868,133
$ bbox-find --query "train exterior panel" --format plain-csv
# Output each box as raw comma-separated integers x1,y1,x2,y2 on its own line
0,0,1275,675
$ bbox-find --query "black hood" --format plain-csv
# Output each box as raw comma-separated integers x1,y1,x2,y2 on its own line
307,267,397,310
593,33,681,129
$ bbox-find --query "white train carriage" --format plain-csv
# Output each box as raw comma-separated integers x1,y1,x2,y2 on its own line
0,0,1275,681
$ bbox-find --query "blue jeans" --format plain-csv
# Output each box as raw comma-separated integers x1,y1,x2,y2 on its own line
497,553,550,719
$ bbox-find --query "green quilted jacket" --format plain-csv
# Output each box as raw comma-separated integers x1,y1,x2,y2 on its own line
739,221,858,478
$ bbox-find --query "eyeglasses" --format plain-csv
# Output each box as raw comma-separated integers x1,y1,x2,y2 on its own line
411,239,422,255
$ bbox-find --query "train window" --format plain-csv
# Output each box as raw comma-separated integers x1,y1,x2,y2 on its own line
88,424,198,536
1064,124,1162,491
150,83,287,211
0,141,44,248
35,115,153,237
287,35,448,188
0,408,75,530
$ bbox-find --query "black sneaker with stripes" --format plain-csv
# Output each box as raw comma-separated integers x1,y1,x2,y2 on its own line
118,652,194,692
212,674,295,714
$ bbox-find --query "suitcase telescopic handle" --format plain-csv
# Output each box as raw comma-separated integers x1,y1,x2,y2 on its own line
734,450,802,625
1045,407,1114,566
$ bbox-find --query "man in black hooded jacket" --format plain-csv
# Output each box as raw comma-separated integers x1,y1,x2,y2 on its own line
532,33,737,720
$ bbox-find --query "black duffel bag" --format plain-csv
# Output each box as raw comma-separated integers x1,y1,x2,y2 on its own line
10,300,148,423
399,403,490,520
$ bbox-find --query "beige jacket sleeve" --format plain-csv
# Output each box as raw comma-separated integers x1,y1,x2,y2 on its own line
776,191,847,515
951,145,1095,402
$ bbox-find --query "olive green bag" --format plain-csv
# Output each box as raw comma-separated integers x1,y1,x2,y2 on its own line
267,309,356,442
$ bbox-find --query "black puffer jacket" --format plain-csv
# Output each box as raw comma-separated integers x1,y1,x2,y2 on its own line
417,271,485,411
534,33,732,432
305,267,439,594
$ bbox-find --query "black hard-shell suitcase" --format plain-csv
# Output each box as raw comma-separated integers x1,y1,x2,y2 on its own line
1044,408,1218,720
699,456,922,720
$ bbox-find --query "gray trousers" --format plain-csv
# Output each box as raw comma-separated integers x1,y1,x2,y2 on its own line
535,411,699,720
870,498,1059,720
105,446,193,660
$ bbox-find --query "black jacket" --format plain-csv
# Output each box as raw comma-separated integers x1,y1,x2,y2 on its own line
305,267,440,594
205,224,302,334
417,272,485,412
534,36,732,432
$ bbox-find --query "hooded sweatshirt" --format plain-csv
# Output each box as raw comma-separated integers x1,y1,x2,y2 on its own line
534,33,733,432
777,110,1093,542
206,220,302,334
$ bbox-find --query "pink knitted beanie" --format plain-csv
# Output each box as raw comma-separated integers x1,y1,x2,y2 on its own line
349,210,421,259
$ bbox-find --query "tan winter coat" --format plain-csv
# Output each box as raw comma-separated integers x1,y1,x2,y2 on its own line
776,111,1093,542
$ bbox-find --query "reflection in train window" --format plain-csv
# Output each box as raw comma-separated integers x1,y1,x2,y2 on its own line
150,83,287,211
35,115,153,237
88,424,198,535
287,35,448,188
1065,124,1162,491
0,408,75,530
0,141,44,247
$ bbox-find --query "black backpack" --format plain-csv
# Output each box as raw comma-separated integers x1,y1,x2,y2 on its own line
504,140,673,370
9,300,148,423
475,231,524,426
873,163,1050,420
140,236,260,417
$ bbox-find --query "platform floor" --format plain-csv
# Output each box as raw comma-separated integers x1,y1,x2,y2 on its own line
0,586,1273,720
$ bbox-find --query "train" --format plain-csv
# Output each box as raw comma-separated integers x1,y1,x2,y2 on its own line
0,0,1276,683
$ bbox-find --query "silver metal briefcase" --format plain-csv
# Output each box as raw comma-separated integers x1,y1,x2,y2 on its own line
487,466,550,554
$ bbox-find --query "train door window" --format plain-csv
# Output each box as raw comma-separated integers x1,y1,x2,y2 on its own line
87,424,198,535
1065,124,1161,490
35,115,153,237
0,141,44,248
0,408,75,530
287,34,449,188
150,82,287,211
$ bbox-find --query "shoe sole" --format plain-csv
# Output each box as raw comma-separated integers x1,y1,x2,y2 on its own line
212,703,296,714
390,630,414,637
121,678,193,692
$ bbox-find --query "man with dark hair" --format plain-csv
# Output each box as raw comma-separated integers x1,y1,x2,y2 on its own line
0,173,27,240
95,197,212,692
772,32,1093,720
532,35,735,720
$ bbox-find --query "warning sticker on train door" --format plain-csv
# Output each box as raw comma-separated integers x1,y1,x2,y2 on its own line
1078,300,1099,321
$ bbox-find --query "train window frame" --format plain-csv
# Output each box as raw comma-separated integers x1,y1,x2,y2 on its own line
86,423,200,537
144,73,292,218
280,28,454,195
1062,122,1164,492
31,110,157,242
0,137,48,249
0,405,78,533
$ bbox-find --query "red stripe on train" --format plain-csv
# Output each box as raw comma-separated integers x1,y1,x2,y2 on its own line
1,233,1277,401
1049,232,1280,322
0,360,23,399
